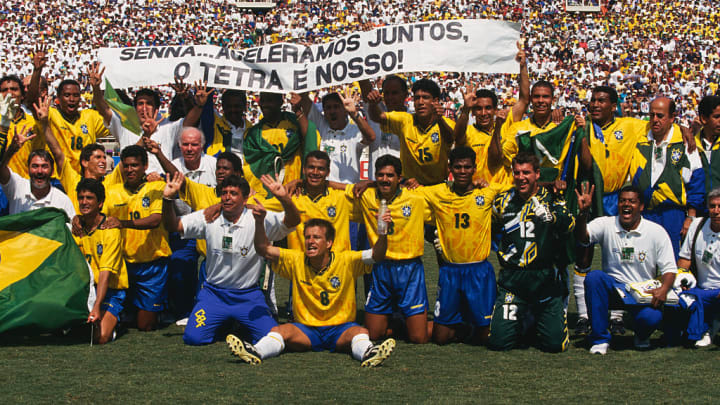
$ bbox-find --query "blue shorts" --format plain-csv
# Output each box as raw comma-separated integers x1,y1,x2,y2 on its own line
101,288,127,318
434,260,496,327
127,257,169,312
365,258,428,317
293,322,358,352
183,283,278,346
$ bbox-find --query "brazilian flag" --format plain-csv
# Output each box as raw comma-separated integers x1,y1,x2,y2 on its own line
0,208,91,333
104,78,142,135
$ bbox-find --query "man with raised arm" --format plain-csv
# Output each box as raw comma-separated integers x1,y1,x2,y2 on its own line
162,172,299,346
226,208,394,367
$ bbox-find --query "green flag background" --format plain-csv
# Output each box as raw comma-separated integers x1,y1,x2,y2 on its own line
104,78,142,135
0,208,91,333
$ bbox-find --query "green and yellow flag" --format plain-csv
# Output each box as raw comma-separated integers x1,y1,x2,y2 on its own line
104,78,142,135
0,208,91,333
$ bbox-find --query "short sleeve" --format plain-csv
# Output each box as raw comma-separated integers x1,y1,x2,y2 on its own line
273,248,304,280
97,229,124,274
382,111,411,138
180,210,207,240
586,217,608,245
655,228,678,275
265,211,292,241
678,218,703,261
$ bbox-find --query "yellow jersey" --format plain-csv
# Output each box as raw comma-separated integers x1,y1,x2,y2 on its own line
74,220,129,290
5,111,44,179
104,180,170,263
462,113,515,186
260,186,357,252
58,160,124,213
348,185,431,260
273,249,372,326
589,117,647,193
48,107,109,174
382,111,454,185
180,178,219,211
417,182,508,263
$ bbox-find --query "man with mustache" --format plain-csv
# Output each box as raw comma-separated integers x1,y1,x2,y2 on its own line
0,125,75,219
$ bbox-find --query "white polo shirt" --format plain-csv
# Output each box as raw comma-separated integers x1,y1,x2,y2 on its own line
679,218,720,289
309,104,366,183
587,216,677,284
180,207,291,290
172,154,217,188
107,112,184,174
363,103,400,180
1,171,76,219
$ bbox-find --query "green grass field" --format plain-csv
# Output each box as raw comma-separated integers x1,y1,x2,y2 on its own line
3,245,720,403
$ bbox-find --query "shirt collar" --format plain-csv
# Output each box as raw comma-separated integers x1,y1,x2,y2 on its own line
614,216,644,235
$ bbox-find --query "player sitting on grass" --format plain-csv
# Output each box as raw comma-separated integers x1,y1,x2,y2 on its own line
227,212,395,367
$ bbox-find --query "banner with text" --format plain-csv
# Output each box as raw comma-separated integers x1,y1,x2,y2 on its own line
98,19,520,92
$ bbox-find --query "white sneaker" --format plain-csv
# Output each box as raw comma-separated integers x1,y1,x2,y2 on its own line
589,343,609,355
695,333,712,347
175,317,188,326
634,335,650,349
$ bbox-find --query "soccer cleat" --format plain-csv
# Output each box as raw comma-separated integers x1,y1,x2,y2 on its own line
175,317,188,326
575,317,591,336
361,338,396,368
589,343,609,355
695,333,712,348
226,334,262,365
634,335,650,350
609,318,626,335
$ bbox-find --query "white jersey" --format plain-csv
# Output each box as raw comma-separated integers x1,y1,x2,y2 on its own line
108,112,184,174
181,207,291,290
172,154,217,188
1,170,76,219
679,218,720,289
309,104,366,183
587,216,677,284
363,103,400,180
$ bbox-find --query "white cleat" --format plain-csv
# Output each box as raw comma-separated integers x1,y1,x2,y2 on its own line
589,343,609,355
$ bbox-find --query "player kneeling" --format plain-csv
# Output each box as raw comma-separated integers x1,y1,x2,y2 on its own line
227,207,395,367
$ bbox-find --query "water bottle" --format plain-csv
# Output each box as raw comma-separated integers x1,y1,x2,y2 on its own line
377,199,388,234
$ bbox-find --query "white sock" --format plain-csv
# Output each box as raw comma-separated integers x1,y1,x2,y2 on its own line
573,272,587,318
610,310,624,321
254,332,284,360
351,333,373,361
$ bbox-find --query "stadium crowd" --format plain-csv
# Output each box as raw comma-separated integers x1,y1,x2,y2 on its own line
1,0,720,363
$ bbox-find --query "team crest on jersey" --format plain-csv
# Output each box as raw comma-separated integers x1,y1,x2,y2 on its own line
504,292,515,303
614,130,623,141
330,276,341,289
324,145,335,153
670,148,683,164
96,243,103,256
638,251,647,262
431,132,440,143
240,246,250,257
142,197,150,208
402,205,412,217
327,206,337,218
340,144,347,153
81,124,88,135
475,195,485,206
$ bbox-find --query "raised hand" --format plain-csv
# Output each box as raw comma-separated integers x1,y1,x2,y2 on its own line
574,181,595,213
341,87,361,115
11,125,36,148
88,62,105,89
192,81,214,106
163,172,184,199
365,89,383,104
142,137,160,155
462,84,478,109
515,40,526,66
260,174,288,199
251,197,267,220
32,44,48,70
32,95,51,123
0,94,19,127
169,76,189,97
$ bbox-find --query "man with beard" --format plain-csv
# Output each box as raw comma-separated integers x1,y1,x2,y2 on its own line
0,126,75,218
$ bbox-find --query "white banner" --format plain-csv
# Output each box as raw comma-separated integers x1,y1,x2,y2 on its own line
98,19,520,93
